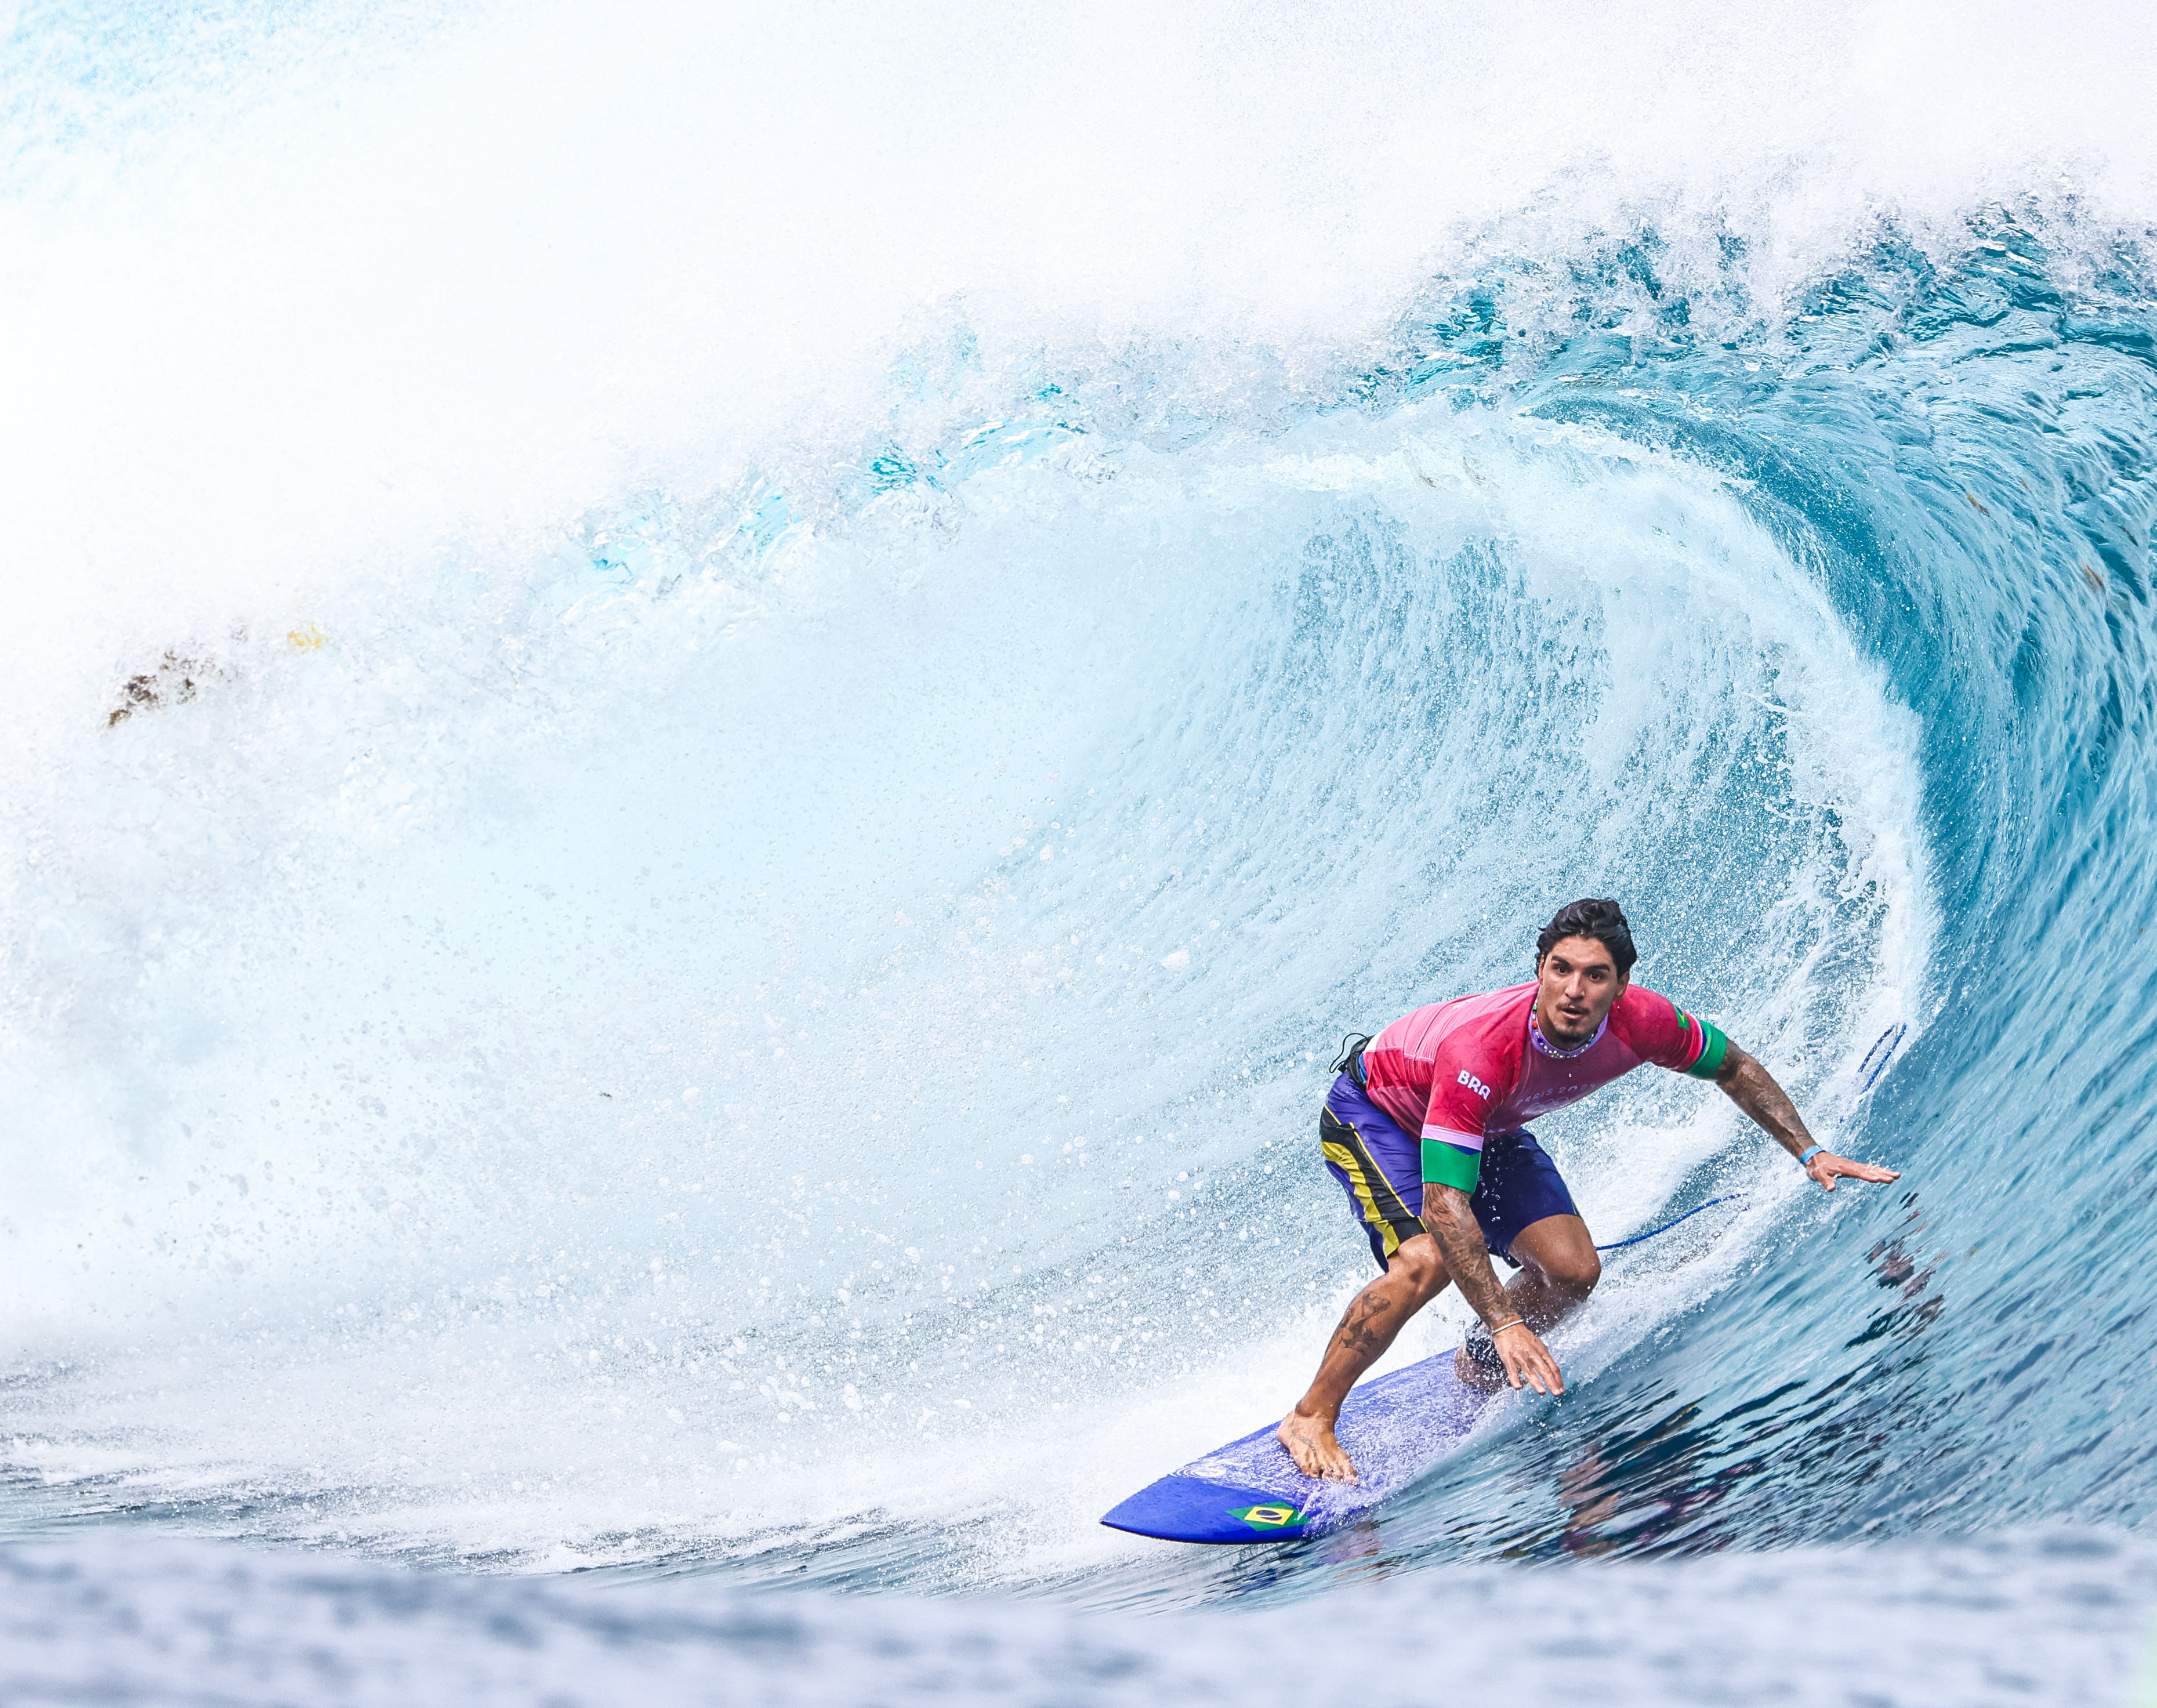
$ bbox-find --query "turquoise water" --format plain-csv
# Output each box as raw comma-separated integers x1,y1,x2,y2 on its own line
3,0,2156,1696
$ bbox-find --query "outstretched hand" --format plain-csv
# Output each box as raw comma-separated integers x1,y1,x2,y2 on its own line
1806,1151,1901,1191
1494,1322,1565,1395
1718,1047,1902,1196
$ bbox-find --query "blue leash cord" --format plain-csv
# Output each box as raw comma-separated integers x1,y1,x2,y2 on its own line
1593,1193,1745,1252
1858,1022,1907,1094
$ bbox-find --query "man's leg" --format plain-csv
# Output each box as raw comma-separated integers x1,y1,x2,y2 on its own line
1289,1079,1431,1479
1504,1213,1601,1326
1278,1232,1449,1480
1453,1212,1600,1388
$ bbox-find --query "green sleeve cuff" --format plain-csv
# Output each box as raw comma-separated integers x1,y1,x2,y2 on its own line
1685,1017,1730,1079
1422,1137,1482,1192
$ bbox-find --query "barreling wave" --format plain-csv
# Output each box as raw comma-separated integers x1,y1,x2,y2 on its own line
6,202,2153,1609
5,0,2157,1623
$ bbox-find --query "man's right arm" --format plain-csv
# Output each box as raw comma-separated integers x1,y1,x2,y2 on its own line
1421,1184,1567,1395
1715,1043,1902,1192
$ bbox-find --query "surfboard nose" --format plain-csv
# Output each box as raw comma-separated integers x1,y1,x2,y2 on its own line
1099,1475,1319,1545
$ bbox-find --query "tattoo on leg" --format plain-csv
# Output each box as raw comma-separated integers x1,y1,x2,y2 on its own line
1331,1293,1394,1358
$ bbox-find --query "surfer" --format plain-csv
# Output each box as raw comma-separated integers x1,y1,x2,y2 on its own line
1277,897,1901,1482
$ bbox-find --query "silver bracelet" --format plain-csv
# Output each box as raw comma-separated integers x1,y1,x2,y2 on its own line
1485,1317,1525,1337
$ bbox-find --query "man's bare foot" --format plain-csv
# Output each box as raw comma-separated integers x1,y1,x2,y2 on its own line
1277,1408,1358,1481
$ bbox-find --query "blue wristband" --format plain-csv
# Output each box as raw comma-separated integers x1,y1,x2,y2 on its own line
1797,1144,1826,1167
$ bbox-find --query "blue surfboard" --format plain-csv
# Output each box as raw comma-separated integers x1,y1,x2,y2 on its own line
1100,1350,1491,1544
1101,1190,1764,1543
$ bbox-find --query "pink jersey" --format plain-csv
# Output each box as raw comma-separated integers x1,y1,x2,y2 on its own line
1362,982,1722,1171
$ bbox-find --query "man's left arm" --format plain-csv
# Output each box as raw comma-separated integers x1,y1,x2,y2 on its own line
1716,1044,1902,1192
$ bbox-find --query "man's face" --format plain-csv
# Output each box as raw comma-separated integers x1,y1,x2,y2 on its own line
1535,934,1627,1047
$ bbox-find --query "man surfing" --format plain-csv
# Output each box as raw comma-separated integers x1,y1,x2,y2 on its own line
1278,897,1900,1482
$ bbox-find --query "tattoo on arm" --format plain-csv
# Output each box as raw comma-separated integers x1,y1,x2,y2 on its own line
1422,1186,1511,1326
1717,1045,1817,1156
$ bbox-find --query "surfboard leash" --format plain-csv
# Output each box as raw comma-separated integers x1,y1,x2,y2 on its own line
1593,1193,1747,1252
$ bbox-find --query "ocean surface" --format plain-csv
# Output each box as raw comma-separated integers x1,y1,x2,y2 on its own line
5,0,2157,1700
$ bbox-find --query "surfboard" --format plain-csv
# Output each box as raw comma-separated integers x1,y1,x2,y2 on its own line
1101,1188,1760,1543
1099,1350,1491,1544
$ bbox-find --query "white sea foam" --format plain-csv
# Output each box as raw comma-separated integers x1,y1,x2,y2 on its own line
3,0,2154,724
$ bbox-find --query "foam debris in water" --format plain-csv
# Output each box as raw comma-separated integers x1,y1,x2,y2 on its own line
4,1531,2152,1707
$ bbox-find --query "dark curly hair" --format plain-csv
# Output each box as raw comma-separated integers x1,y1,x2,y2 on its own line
1535,897,1638,977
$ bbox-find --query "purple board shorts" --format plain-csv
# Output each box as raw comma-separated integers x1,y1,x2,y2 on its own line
1320,1070,1579,1272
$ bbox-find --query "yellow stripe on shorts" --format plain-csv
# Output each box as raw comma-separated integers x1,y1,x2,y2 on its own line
1320,1109,1422,1257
